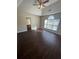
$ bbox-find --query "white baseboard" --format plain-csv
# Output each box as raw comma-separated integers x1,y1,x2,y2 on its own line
17,30,27,33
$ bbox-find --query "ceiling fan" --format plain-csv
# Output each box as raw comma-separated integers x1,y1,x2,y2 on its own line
33,0,49,9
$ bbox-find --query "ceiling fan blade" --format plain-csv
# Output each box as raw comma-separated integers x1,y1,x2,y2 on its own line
37,0,49,4
43,0,49,3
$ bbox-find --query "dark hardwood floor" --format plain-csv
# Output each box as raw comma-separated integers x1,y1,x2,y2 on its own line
17,30,61,59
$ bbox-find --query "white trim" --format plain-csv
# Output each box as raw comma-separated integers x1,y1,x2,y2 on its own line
17,30,27,33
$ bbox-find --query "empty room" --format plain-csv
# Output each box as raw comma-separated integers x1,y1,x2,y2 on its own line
17,0,61,59
1,0,79,59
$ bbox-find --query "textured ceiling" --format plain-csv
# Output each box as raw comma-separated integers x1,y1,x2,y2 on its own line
17,0,60,16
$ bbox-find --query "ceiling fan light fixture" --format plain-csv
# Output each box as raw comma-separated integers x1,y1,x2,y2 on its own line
33,0,49,9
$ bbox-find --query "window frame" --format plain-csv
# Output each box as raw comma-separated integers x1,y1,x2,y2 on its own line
44,15,60,31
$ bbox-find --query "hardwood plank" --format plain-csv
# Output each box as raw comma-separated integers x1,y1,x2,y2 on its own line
17,30,61,59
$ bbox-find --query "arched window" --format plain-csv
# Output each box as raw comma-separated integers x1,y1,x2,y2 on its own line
48,15,54,19
44,15,60,31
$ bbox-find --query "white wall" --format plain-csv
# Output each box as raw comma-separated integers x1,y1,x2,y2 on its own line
17,0,23,7
17,8,40,33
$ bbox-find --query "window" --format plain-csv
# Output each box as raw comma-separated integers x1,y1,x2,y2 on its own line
44,15,60,31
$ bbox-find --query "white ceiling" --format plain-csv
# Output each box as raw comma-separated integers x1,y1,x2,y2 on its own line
17,0,60,16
